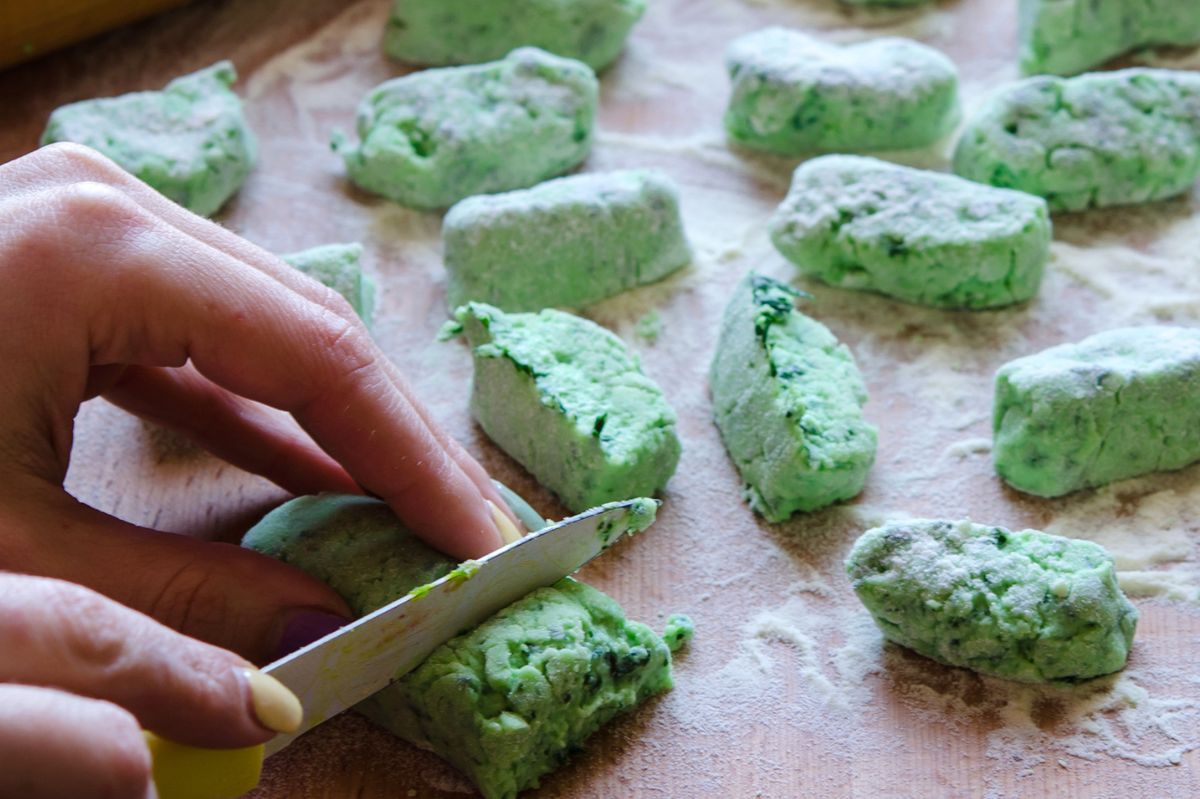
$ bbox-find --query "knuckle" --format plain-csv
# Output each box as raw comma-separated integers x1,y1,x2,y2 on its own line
55,180,143,228
312,310,376,384
43,582,130,674
37,141,126,182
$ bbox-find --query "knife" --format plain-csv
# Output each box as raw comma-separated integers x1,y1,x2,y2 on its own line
145,498,657,799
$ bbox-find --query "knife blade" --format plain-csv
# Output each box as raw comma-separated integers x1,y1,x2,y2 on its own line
147,497,657,799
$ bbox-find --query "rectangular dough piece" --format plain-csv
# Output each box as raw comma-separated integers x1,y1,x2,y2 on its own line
709,274,877,521
241,493,673,799
953,68,1200,211
384,0,646,70
443,169,691,311
1019,0,1200,77
724,28,958,154
282,243,376,328
41,61,256,217
332,47,597,209
769,155,1050,309
846,519,1137,683
443,303,681,512
993,326,1200,497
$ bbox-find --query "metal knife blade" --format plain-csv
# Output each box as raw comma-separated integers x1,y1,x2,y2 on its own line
261,498,654,756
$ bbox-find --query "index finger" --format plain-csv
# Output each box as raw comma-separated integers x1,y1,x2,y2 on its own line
10,183,503,559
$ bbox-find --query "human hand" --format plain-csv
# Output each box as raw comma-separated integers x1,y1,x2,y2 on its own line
0,143,519,663
0,573,304,799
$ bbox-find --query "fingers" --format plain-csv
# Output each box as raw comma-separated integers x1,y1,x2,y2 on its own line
0,486,352,665
0,573,300,748
1,147,508,557
104,364,359,497
0,684,152,799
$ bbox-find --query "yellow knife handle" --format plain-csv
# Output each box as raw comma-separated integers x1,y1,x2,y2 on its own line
144,732,264,799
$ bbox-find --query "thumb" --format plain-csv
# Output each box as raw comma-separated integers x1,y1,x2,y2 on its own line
5,488,351,664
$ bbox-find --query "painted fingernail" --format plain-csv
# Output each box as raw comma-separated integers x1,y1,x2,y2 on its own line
242,668,303,734
274,611,348,661
488,500,522,545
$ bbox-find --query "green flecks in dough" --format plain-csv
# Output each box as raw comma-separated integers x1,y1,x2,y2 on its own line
445,303,681,512
41,61,257,217
634,310,663,344
442,169,691,312
846,519,1138,683
710,274,877,522
594,497,659,545
953,68,1200,212
282,243,376,328
662,614,695,652
992,326,1200,498
332,47,598,209
724,28,959,155
769,155,1051,309
385,0,646,71
241,493,673,799
1019,0,1200,77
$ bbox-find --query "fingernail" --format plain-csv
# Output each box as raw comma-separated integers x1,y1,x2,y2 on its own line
488,500,522,545
274,611,348,661
242,667,303,734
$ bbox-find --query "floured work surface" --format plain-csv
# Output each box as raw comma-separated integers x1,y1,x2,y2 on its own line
3,0,1200,796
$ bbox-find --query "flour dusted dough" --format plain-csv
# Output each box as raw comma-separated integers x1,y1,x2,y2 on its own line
443,303,681,512
847,519,1138,683
333,48,597,209
724,28,959,155
384,0,646,71
41,61,256,217
710,274,877,522
443,169,691,311
954,68,1200,211
242,493,672,799
769,155,1051,309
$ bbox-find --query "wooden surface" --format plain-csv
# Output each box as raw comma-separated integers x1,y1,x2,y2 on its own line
3,1,1200,797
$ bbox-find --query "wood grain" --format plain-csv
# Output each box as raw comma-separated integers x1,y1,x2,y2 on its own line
2,1,1200,797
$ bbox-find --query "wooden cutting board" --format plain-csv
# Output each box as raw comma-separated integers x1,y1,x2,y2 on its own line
2,0,1199,797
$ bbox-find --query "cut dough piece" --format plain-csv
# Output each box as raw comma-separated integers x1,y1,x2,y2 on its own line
993,326,1200,498
443,169,691,311
953,68,1200,212
41,61,256,217
332,48,597,209
442,303,681,512
724,28,959,155
282,243,376,328
384,0,646,71
1019,0,1200,77
710,274,877,522
846,519,1138,683
769,155,1051,309
242,493,674,799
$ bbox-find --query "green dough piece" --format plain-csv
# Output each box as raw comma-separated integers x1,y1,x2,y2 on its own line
709,274,877,522
1019,0,1200,77
41,61,256,217
384,0,646,71
724,28,959,155
662,613,694,652
846,519,1138,683
442,303,681,512
242,493,672,799
332,48,597,209
443,169,692,311
769,155,1051,309
953,68,1200,212
993,326,1200,498
282,243,376,328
